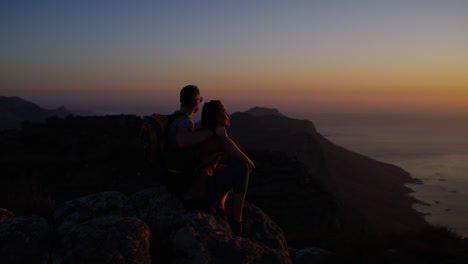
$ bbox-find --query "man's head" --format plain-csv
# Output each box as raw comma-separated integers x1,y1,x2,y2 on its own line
180,85,202,113
180,85,203,107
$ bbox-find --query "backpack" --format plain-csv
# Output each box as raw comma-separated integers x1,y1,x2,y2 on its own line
140,112,185,183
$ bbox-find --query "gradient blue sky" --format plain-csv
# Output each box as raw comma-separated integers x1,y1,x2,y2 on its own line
1,0,467,118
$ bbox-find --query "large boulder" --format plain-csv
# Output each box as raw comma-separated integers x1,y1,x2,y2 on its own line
0,208,15,223
128,186,293,263
126,186,189,261
172,203,292,264
0,216,51,264
126,186,185,240
53,191,129,235
52,215,151,264
52,191,151,263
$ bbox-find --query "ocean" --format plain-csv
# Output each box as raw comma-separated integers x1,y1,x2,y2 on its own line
313,117,468,237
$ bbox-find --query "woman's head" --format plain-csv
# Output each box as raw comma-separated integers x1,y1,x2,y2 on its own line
201,100,230,128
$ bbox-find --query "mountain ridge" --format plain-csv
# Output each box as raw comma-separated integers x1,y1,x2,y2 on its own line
245,107,285,117
0,96,72,130
229,109,428,233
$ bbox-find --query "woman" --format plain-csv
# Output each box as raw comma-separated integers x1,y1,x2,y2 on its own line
186,100,254,235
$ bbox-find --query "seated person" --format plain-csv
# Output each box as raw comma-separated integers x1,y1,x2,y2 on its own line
186,100,255,235
166,85,222,195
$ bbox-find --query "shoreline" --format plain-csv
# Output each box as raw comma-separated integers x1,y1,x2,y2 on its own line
310,131,431,234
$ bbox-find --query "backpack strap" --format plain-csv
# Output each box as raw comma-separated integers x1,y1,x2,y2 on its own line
167,112,187,124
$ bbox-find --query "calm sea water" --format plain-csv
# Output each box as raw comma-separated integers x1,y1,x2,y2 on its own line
315,118,468,237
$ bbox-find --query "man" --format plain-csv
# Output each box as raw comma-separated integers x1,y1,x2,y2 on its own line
165,85,225,195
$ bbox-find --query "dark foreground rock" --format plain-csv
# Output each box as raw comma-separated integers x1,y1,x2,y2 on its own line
0,216,51,264
52,215,151,264
52,191,150,263
0,188,298,263
128,186,293,263
53,191,129,236
171,208,291,264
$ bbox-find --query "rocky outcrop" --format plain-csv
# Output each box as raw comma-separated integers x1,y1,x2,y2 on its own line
0,216,51,264
52,191,151,263
171,205,291,264
128,186,293,263
52,215,151,264
53,191,129,235
1,188,300,263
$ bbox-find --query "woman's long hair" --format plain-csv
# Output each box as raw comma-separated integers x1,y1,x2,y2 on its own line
201,100,222,128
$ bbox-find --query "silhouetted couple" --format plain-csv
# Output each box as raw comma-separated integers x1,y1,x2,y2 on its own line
165,85,255,236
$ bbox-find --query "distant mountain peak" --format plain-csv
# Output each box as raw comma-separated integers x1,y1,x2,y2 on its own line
245,107,285,117
0,96,24,102
0,96,72,130
0,96,43,111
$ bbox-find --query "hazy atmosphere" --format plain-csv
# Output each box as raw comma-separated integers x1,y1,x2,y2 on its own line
2,1,468,261
1,0,467,119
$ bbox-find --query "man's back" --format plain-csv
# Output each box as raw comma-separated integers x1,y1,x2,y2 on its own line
168,110,192,151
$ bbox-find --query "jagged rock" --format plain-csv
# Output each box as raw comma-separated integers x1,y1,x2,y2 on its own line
52,215,151,264
53,191,129,235
0,216,51,264
126,186,186,235
289,247,331,264
172,203,292,264
128,186,293,263
126,186,188,260
0,187,308,263
0,208,15,223
242,202,291,255
52,191,151,263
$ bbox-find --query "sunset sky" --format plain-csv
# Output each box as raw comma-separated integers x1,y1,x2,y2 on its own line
1,0,467,119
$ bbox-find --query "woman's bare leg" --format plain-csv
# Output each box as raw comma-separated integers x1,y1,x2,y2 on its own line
218,192,228,209
231,192,246,222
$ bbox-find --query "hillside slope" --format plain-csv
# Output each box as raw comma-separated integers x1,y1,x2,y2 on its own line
229,108,428,233
0,96,72,130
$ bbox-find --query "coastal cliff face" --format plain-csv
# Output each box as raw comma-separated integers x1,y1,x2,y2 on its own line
228,108,428,234
244,151,337,245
